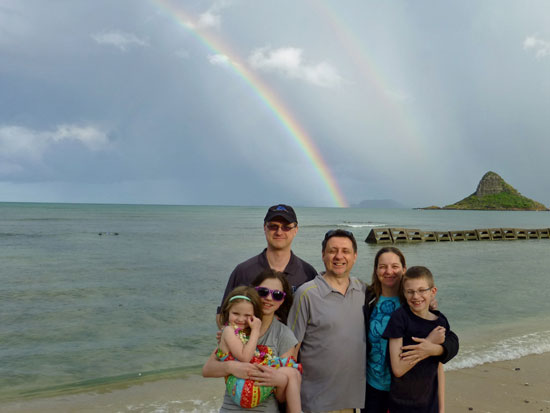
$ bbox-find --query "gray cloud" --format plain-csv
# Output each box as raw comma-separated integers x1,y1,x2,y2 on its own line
1,0,550,207
248,46,343,88
91,30,148,51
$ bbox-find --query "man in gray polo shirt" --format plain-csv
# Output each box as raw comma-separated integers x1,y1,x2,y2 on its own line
288,229,366,413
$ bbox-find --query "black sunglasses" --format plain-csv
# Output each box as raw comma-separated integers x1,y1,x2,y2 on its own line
254,286,286,301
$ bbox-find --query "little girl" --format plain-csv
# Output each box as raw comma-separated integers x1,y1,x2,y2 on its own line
217,286,302,411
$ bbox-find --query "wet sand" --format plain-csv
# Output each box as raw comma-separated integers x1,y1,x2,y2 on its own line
2,353,550,412
446,352,550,412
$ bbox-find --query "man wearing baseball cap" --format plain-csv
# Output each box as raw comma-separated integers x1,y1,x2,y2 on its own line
217,204,317,317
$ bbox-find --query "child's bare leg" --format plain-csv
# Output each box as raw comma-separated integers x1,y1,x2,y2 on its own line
438,362,445,413
274,367,301,413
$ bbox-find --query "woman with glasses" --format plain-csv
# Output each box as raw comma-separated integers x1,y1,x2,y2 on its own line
203,269,302,413
362,247,459,413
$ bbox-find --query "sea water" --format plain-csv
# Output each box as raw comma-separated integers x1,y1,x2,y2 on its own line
2,203,550,406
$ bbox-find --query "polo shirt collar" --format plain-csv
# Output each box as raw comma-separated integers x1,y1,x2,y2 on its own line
259,248,299,275
315,273,360,297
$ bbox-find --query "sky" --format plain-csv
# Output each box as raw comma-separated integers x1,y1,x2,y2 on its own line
1,0,550,208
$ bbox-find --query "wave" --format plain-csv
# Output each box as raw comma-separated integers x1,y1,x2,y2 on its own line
340,222,388,228
446,330,550,371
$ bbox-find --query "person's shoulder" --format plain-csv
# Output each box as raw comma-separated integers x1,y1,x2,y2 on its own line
350,277,367,292
434,309,450,326
232,250,265,272
392,305,408,319
290,252,317,275
294,276,320,295
271,317,292,332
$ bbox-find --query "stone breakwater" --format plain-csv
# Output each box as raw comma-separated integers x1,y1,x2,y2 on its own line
365,227,550,244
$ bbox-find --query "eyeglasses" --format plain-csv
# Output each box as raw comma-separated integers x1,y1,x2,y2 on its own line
266,223,296,232
255,286,286,301
404,287,432,297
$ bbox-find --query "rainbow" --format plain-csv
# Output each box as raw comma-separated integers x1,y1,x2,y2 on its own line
308,0,427,161
152,0,348,207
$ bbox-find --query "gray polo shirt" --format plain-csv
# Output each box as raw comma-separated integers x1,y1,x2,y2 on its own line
288,275,366,412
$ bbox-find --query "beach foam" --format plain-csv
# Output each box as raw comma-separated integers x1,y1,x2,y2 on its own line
446,330,550,370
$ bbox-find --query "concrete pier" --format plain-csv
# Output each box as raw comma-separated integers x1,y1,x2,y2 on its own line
365,227,550,244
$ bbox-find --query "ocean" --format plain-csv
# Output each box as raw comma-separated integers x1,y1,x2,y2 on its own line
2,203,550,410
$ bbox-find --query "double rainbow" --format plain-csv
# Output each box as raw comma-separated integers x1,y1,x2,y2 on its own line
153,0,348,207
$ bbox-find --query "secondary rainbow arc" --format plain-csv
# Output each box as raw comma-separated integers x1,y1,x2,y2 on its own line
153,0,348,207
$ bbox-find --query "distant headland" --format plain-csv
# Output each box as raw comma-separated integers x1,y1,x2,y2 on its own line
423,171,549,211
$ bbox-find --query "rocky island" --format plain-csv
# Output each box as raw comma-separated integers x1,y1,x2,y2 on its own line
428,171,548,211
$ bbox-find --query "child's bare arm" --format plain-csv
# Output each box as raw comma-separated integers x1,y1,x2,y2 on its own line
389,337,415,378
222,320,261,362
202,350,260,378
438,362,445,413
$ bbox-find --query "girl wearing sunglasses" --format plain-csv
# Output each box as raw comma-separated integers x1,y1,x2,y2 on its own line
204,269,303,413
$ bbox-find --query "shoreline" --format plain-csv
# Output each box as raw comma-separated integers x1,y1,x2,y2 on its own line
2,353,550,412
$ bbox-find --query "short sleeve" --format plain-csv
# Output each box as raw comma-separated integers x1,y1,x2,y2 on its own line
382,307,407,339
276,324,299,356
217,266,240,313
287,284,312,342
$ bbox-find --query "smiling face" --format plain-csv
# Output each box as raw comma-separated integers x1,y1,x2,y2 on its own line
322,236,357,278
376,252,406,295
264,218,298,251
227,300,255,329
258,277,285,317
403,277,436,318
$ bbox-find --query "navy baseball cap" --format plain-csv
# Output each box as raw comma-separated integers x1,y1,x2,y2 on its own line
264,204,297,224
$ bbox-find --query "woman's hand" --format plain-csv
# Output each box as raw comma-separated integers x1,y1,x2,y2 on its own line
226,361,262,379
248,364,288,387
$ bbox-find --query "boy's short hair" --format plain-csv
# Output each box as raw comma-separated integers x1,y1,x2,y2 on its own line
403,265,434,287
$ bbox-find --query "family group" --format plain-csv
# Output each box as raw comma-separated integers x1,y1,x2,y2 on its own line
202,204,459,413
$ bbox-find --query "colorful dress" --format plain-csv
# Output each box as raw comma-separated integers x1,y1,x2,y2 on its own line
217,326,302,409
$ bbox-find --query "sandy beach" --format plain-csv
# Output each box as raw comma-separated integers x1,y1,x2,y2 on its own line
2,352,549,413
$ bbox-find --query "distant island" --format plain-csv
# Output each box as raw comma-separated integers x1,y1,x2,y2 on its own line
423,171,549,211
353,199,406,208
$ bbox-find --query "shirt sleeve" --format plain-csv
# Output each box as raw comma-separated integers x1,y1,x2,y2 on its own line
439,314,459,363
303,261,318,282
276,324,299,356
217,266,241,313
287,285,312,342
382,307,406,339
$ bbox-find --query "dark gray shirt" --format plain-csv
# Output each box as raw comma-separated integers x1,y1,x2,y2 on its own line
218,249,317,312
